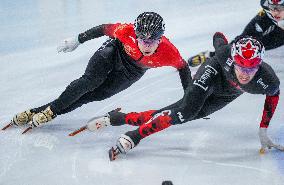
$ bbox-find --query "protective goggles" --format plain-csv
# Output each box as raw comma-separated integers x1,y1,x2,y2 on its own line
234,64,260,75
268,4,284,11
268,1,284,11
137,37,160,46
268,0,284,5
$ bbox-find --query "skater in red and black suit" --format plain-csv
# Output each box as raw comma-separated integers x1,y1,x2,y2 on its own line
7,12,191,129
85,33,284,160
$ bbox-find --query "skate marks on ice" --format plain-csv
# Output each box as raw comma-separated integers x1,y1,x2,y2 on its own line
200,160,273,174
71,150,80,183
131,127,282,185
0,133,26,181
32,133,59,150
273,125,284,175
0,131,59,180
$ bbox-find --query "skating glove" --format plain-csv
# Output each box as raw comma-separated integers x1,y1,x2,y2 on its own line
258,127,284,154
57,36,80,53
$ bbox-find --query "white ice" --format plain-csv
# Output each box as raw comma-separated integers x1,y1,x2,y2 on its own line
0,0,284,185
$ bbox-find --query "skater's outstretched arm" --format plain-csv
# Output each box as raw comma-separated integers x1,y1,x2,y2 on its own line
57,23,129,53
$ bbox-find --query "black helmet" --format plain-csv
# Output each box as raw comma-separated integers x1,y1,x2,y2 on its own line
134,12,165,40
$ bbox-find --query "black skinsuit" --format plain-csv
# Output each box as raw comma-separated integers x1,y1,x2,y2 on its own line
53,39,147,115
166,40,279,123
33,39,147,115
207,4,284,58
32,24,191,115
111,33,280,145
240,9,284,50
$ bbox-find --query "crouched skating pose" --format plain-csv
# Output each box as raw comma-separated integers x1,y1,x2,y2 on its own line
5,12,191,132
84,33,283,160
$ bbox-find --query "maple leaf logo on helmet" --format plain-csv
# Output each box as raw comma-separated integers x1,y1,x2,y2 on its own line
240,41,258,59
231,36,265,68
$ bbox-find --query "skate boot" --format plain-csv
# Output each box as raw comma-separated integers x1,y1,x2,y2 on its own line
12,110,35,126
86,114,111,132
109,134,136,161
29,106,56,128
187,50,210,67
68,108,122,136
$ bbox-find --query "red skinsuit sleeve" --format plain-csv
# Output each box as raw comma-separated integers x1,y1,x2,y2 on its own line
159,37,186,69
260,94,279,128
103,23,131,38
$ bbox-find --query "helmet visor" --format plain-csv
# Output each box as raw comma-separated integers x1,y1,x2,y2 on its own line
135,31,163,40
137,38,160,46
268,0,284,5
268,4,284,11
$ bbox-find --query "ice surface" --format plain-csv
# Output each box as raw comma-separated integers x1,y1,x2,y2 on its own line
0,0,284,185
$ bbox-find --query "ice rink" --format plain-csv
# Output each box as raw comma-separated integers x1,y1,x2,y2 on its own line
1,0,284,185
